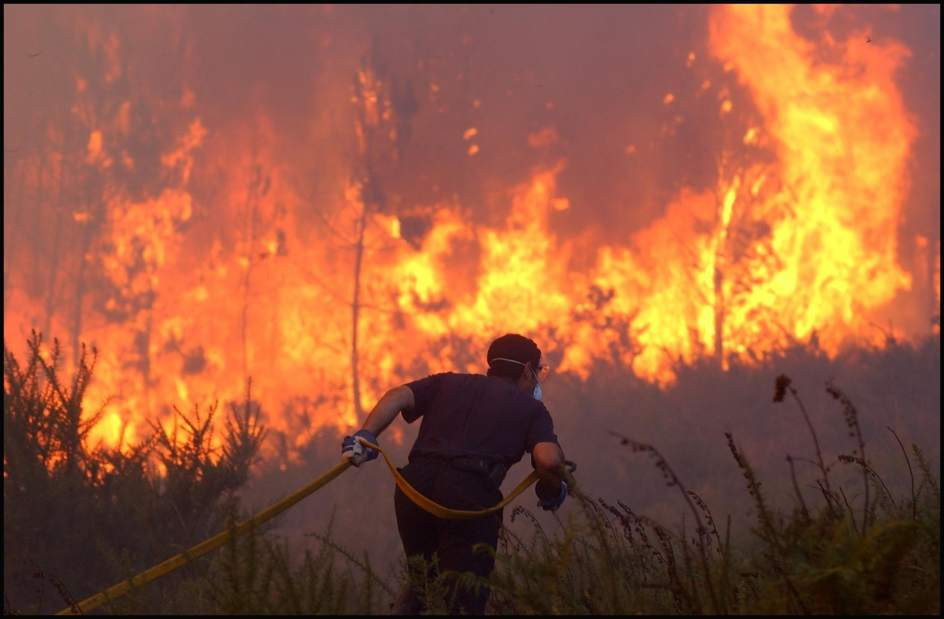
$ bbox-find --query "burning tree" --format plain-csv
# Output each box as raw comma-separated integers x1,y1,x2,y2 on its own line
2,4,936,455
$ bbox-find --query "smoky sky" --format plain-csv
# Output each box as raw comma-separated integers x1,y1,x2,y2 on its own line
3,4,940,308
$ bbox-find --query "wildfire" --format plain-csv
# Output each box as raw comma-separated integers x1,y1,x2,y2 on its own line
2,5,934,461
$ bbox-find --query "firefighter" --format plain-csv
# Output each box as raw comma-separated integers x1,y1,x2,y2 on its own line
341,333,567,614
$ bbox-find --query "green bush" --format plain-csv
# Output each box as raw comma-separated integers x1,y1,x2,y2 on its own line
482,376,940,615
4,331,939,614
3,331,264,614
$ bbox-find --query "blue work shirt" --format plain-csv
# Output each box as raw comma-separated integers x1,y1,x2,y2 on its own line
403,372,559,477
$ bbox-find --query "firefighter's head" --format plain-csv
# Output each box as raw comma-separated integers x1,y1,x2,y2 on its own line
486,333,548,400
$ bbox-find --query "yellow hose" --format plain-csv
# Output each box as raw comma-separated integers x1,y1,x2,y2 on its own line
57,441,547,614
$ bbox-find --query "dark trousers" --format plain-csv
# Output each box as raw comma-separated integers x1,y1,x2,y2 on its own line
393,458,502,615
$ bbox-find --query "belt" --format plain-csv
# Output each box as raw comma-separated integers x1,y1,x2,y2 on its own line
410,451,508,488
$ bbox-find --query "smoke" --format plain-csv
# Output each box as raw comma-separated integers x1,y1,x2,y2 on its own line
3,4,940,440
5,3,938,276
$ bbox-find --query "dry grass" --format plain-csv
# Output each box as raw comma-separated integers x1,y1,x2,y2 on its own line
4,331,939,614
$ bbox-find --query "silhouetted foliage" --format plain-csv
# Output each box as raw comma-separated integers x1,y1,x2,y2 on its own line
3,331,265,613
3,331,939,614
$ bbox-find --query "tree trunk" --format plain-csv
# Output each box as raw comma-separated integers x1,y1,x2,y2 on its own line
71,180,97,368
351,190,368,420
241,164,261,385
143,282,154,419
33,152,47,299
3,158,26,309
71,222,92,368
43,159,67,340
930,239,939,333
713,265,725,366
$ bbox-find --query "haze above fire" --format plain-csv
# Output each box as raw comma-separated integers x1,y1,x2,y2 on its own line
3,5,940,455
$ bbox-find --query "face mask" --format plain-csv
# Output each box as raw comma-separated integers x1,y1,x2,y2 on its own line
490,357,543,401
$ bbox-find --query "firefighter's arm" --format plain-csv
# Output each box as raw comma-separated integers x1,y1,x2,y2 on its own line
532,441,568,510
532,441,564,478
361,385,415,436
342,386,414,466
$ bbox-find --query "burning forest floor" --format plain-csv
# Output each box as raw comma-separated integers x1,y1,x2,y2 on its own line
3,332,940,614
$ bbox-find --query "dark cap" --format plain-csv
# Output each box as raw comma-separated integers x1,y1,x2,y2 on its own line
487,333,541,370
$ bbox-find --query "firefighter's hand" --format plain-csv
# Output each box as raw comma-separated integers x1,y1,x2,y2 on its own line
535,478,568,511
341,429,379,466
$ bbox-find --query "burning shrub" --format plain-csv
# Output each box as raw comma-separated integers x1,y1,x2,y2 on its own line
2,331,265,614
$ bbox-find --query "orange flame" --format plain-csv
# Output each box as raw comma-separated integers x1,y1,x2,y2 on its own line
3,6,934,461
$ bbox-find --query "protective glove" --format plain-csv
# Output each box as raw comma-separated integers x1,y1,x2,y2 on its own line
341,429,379,466
535,478,568,511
